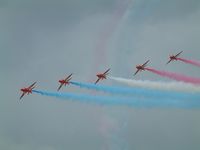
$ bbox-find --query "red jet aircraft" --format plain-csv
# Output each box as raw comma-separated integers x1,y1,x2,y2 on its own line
57,73,72,91
166,51,183,64
20,82,36,99
95,68,110,84
134,60,150,75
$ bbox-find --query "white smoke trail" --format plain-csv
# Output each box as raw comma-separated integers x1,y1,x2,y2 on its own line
109,76,200,93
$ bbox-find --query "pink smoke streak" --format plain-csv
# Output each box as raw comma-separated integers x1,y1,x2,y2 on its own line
92,0,131,74
145,67,200,85
177,58,200,68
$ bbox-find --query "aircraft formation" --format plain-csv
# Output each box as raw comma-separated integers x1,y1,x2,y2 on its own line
20,51,188,99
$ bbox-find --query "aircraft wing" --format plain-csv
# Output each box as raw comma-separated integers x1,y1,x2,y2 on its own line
166,59,172,64
103,68,110,75
57,83,64,91
175,51,183,57
31,86,36,90
142,60,149,67
67,77,72,82
95,78,100,84
134,69,140,76
28,82,36,88
20,92,25,99
64,74,73,81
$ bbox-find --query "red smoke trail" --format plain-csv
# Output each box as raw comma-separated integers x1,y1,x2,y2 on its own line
91,0,131,76
145,67,200,85
177,58,200,68
90,2,131,148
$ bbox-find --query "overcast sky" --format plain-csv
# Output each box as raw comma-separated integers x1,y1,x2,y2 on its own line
1,0,200,150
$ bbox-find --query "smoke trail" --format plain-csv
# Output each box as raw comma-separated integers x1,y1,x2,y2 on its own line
177,58,200,68
70,81,200,101
109,76,200,93
145,67,200,85
32,89,132,106
32,90,200,109
91,0,132,77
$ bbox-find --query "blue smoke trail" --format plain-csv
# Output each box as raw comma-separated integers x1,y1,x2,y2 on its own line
32,90,200,109
70,81,200,101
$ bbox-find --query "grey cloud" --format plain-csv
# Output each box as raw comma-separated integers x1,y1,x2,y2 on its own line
1,0,200,150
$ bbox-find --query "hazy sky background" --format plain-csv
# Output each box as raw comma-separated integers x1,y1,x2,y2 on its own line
1,0,200,149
